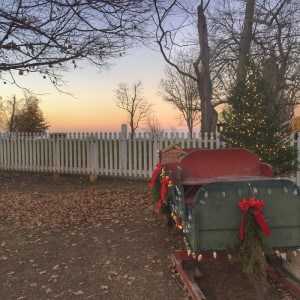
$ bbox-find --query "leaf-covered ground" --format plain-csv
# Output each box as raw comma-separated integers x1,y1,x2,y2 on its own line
0,172,189,300
0,171,297,299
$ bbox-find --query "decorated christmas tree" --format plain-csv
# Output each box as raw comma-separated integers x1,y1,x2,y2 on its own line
220,61,298,177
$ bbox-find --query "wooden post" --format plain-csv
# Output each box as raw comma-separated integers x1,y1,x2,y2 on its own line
89,133,99,183
121,124,127,176
89,174,97,183
53,172,60,180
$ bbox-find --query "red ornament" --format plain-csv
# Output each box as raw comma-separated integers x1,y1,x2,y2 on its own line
238,198,271,240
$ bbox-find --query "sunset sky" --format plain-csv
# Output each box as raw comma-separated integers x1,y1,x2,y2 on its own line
2,46,184,133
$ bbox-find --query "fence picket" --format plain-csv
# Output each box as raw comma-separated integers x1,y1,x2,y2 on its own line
104,133,108,175
133,134,137,177
142,133,147,178
128,135,132,177
42,134,46,172
77,133,82,174
113,133,117,176
118,132,122,176
68,133,72,173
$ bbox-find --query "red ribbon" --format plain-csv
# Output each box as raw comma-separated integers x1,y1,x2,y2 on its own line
157,177,170,213
238,198,271,240
149,163,163,188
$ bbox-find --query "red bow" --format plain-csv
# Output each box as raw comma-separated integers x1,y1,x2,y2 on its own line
157,177,170,213
238,198,271,240
149,163,163,188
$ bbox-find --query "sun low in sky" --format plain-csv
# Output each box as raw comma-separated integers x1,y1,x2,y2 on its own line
2,47,182,133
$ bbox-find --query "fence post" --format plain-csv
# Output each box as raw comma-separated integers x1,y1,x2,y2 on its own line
121,124,128,176
89,133,99,183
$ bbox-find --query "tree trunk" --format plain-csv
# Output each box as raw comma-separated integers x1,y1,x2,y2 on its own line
187,117,193,139
130,117,135,137
236,0,255,81
194,3,217,134
9,95,17,134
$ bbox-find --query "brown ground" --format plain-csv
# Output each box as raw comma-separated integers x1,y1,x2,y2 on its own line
0,171,297,300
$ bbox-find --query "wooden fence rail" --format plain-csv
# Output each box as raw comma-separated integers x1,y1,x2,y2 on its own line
1,128,299,184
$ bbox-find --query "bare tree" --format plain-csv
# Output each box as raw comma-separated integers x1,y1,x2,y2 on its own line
7,95,18,133
159,51,200,138
153,0,218,133
115,81,153,136
254,0,300,121
236,0,255,81
209,0,300,121
0,1,152,88
0,96,4,129
144,115,164,138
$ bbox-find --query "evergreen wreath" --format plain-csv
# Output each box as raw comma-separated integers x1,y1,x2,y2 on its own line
235,197,272,290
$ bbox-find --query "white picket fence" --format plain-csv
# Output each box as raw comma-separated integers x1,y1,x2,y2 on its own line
0,127,221,179
1,127,299,183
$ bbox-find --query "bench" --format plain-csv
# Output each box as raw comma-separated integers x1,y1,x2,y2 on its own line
177,148,273,186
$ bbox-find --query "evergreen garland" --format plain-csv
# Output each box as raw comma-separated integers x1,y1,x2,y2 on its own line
150,167,172,214
150,172,161,203
235,210,270,291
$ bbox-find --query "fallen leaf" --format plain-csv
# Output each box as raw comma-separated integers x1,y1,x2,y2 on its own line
73,290,84,295
7,271,15,276
100,285,108,290
48,274,59,282
30,282,38,287
108,271,118,276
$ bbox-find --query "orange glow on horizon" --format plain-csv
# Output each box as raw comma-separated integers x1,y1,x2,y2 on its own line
2,46,195,133
46,100,182,133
